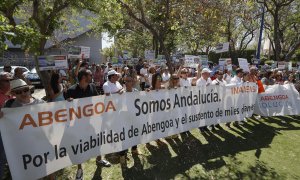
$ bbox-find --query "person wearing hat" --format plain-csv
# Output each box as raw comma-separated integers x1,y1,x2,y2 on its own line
196,68,212,86
103,69,123,96
0,72,13,107
0,79,44,179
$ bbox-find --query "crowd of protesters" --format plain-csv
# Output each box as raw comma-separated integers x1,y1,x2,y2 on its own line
1,59,300,179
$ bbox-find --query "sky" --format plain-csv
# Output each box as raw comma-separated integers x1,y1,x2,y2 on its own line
101,32,114,49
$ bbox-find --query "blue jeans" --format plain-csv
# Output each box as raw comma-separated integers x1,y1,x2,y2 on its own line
0,133,7,179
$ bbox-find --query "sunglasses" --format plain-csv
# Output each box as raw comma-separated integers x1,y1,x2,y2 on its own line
172,77,179,80
14,88,30,95
181,72,187,74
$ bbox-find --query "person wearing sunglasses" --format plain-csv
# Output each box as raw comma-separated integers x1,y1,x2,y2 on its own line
118,75,139,166
0,79,44,179
212,70,227,86
168,74,180,89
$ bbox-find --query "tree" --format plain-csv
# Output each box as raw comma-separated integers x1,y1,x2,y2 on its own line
0,0,97,97
257,0,300,61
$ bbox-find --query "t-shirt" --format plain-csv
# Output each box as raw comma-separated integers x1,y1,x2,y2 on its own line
196,77,212,86
162,72,171,82
230,76,242,85
65,83,99,99
212,79,226,86
140,68,148,83
103,81,123,94
180,78,193,87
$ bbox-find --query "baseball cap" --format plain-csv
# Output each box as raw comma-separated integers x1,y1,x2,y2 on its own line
201,68,212,74
107,70,120,76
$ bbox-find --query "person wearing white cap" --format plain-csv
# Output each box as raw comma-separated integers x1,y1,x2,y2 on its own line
103,69,124,96
196,68,212,86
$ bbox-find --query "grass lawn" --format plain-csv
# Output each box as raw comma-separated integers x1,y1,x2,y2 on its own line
4,115,300,179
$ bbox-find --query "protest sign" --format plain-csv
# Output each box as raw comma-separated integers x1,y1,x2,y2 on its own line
184,55,199,68
278,61,286,70
238,58,250,72
39,55,68,71
219,59,226,71
0,84,258,179
288,62,292,71
225,58,232,71
254,84,300,116
215,42,229,53
145,50,155,60
200,55,209,68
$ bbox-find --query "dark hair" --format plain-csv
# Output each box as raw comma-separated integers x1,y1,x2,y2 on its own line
78,69,91,81
50,72,60,94
236,68,243,74
151,73,162,90
108,74,114,81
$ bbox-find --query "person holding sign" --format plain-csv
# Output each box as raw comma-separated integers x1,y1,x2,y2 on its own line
0,79,45,179
118,75,139,166
65,69,111,180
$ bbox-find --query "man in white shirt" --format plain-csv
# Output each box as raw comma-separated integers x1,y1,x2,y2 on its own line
139,63,148,90
180,68,193,87
196,68,212,86
212,70,227,86
230,68,244,85
103,70,123,95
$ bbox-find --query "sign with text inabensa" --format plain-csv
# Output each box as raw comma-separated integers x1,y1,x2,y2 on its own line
0,84,258,179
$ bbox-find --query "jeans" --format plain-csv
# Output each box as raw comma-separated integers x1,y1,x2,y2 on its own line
0,133,7,179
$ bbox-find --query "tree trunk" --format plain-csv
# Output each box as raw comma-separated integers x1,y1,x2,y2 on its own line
273,9,281,61
35,37,52,100
158,37,173,74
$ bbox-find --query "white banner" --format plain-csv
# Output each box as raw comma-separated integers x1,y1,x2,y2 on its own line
0,84,258,179
254,84,300,116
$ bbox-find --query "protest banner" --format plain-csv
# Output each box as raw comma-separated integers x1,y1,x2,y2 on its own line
278,61,286,70
0,84,258,179
38,55,68,71
254,84,300,116
238,58,250,72
215,42,229,53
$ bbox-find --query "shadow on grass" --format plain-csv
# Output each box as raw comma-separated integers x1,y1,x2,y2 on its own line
119,116,300,179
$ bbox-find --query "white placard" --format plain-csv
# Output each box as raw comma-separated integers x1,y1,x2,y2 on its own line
215,42,230,53
238,58,250,72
